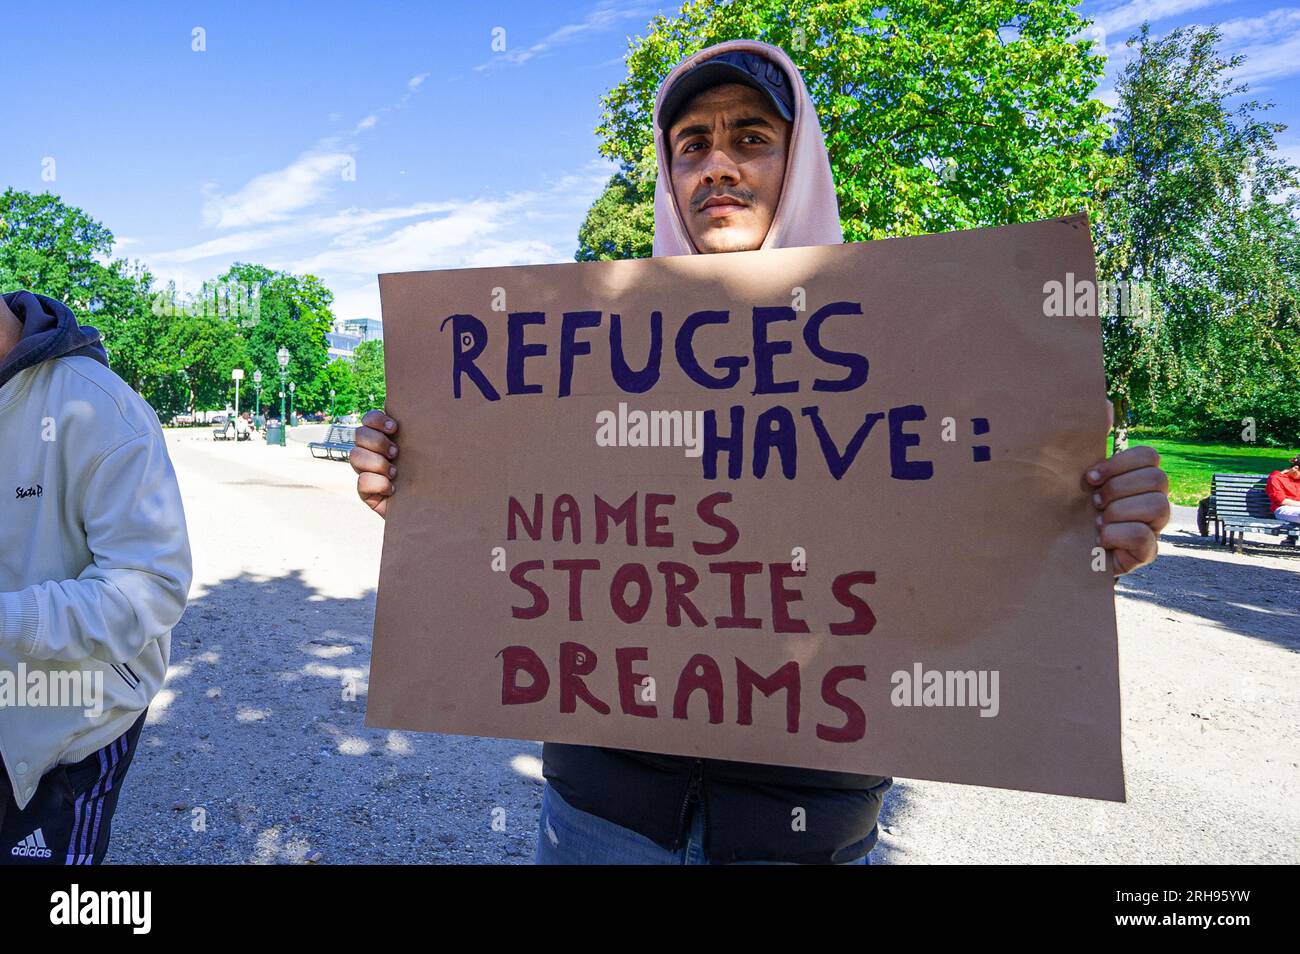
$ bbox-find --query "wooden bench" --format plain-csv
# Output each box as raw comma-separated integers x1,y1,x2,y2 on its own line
309,424,357,461
1211,472,1299,551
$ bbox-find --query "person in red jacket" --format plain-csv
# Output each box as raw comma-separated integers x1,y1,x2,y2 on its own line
1266,455,1300,530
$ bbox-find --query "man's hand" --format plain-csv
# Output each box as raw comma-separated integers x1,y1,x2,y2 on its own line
1086,443,1170,576
350,410,399,519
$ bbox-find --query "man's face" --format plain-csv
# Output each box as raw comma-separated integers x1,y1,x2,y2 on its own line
667,83,791,254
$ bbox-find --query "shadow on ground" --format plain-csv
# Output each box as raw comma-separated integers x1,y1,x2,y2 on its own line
1115,530,1300,651
109,569,543,865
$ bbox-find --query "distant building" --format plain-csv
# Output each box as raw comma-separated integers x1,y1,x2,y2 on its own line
339,318,383,342
326,330,363,362
327,318,383,361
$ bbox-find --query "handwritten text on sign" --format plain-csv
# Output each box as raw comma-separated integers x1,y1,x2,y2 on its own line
368,217,1125,800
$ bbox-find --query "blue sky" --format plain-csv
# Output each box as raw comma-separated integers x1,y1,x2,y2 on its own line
2,0,1297,321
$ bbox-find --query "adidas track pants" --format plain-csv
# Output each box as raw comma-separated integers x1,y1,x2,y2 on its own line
0,710,147,865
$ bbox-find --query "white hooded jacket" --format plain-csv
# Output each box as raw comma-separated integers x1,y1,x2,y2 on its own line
651,39,844,257
0,292,191,810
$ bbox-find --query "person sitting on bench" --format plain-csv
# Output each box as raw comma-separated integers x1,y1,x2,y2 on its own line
1266,455,1300,529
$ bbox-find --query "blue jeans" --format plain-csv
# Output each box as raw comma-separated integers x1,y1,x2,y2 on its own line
533,782,871,865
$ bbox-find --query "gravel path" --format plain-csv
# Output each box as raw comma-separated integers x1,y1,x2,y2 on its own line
110,429,541,864
106,431,1299,863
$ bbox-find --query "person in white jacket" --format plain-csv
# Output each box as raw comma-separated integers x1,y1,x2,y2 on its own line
0,290,192,865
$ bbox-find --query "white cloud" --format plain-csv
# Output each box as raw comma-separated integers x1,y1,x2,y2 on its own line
285,198,532,275
1089,3,1300,115
202,66,437,232
1217,8,1300,85
1100,6,1300,90
143,159,614,319
1089,0,1227,37
202,148,353,229
475,0,653,70
327,282,383,320
150,201,459,265
140,262,216,302
287,161,613,319
280,163,613,281
142,53,615,323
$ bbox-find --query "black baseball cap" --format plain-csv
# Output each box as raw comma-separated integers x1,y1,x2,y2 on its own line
658,49,795,131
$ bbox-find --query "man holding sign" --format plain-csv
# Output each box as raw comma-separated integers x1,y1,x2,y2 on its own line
351,40,1170,864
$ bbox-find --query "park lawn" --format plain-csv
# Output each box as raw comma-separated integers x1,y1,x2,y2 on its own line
1107,437,1299,507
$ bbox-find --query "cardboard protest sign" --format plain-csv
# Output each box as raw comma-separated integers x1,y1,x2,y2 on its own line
368,214,1124,800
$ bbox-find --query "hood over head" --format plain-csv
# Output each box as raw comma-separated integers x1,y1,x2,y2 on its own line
0,290,110,391
651,39,842,257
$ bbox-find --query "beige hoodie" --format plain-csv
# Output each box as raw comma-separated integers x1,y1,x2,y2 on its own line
651,39,843,257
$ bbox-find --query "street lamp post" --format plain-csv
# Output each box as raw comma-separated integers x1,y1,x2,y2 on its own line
178,348,192,421
232,368,244,421
230,367,244,441
329,388,336,423
253,369,263,422
276,347,289,446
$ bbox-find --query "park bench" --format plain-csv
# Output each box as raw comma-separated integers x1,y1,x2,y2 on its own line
308,424,357,461
1210,472,1299,551
213,419,252,441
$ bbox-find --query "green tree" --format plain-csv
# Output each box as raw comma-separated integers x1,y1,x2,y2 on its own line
167,308,249,413
0,191,352,425
1,189,128,309
1096,24,1300,437
219,263,336,414
321,357,359,418
91,261,168,399
353,339,386,412
578,0,1115,259
0,189,179,413
576,159,656,261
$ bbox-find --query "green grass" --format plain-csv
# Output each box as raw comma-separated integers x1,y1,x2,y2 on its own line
1107,436,1298,507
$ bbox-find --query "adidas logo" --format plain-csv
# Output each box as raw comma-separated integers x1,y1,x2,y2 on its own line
11,828,52,859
